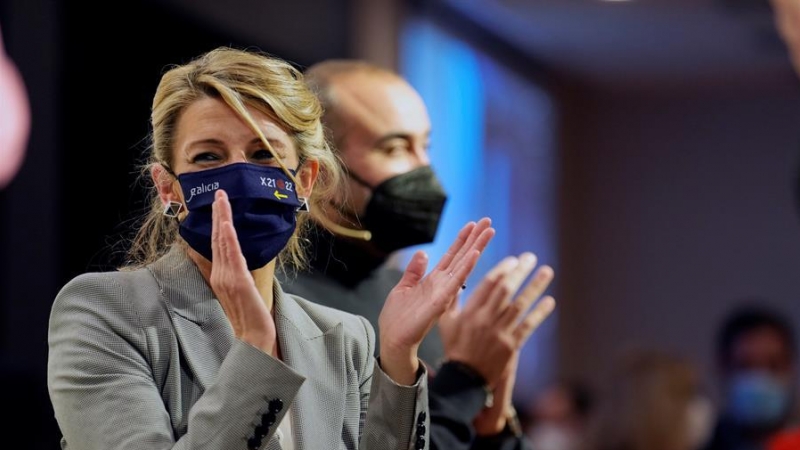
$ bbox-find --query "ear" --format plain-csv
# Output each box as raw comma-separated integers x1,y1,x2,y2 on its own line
296,158,319,198
150,164,183,206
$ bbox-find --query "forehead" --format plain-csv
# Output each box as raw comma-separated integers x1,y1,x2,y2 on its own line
730,327,793,363
173,96,294,151
334,73,430,139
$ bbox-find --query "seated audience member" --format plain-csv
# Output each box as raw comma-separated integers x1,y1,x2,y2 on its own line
524,379,593,450
704,305,799,450
583,349,713,450
279,59,556,449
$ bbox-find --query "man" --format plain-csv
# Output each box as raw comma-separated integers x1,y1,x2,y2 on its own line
279,60,553,448
733,5,800,449
704,305,798,450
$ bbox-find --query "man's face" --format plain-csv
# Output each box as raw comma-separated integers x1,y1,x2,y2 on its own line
728,327,794,378
331,73,432,219
722,326,797,428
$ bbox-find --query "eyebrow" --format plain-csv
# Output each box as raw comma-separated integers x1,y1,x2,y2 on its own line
374,131,431,147
187,137,286,150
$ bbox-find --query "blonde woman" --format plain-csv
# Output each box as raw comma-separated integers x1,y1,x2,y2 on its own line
46,46,496,450
582,349,714,450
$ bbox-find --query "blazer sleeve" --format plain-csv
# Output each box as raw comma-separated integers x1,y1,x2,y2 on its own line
355,316,431,450
47,272,306,450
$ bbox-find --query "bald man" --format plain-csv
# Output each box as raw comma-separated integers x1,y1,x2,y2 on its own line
281,60,447,365
278,60,542,449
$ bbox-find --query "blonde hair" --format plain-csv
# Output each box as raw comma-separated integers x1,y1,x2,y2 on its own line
582,349,699,450
124,46,342,270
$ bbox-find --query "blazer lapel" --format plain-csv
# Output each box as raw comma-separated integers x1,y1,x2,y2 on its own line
275,284,347,450
149,247,348,450
148,246,234,391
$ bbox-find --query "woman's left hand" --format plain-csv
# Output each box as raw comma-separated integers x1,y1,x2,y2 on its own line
378,217,495,385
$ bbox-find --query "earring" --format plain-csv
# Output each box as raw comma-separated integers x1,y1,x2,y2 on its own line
296,197,310,213
163,201,184,218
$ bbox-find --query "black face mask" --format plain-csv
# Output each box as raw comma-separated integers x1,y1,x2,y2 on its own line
349,165,448,254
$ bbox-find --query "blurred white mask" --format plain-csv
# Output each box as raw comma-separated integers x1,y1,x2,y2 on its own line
686,396,716,450
527,422,582,450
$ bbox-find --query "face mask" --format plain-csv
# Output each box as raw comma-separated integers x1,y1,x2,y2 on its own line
526,423,581,450
348,165,448,254
726,370,792,429
686,396,715,450
177,162,304,270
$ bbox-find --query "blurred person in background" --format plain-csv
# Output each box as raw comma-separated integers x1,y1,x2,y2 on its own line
582,349,714,450
770,0,800,77
278,59,556,449
736,0,800,450
524,379,593,450
0,22,30,189
751,3,800,448
704,305,799,450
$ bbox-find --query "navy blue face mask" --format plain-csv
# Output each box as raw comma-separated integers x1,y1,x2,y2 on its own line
176,162,304,270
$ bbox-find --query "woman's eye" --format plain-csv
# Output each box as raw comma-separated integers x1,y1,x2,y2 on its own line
251,149,276,162
191,152,220,163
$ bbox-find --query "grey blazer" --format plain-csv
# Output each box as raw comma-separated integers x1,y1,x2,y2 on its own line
47,246,430,450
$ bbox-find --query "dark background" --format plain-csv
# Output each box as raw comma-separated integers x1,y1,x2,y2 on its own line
3,0,800,446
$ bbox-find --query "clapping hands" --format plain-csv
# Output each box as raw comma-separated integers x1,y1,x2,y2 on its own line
439,251,556,436
378,218,495,384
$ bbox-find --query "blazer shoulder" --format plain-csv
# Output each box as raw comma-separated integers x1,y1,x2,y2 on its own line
51,268,164,326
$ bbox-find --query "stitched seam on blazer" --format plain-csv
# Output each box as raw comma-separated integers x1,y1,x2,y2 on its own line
106,273,152,373
357,316,373,389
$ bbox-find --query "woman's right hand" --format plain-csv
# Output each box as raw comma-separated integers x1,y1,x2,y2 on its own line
209,189,277,354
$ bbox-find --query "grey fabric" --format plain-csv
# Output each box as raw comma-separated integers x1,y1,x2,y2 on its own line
47,245,429,450
279,267,445,368
281,261,532,450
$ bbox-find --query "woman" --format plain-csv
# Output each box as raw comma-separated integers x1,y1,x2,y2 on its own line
46,46,494,450
581,349,714,450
